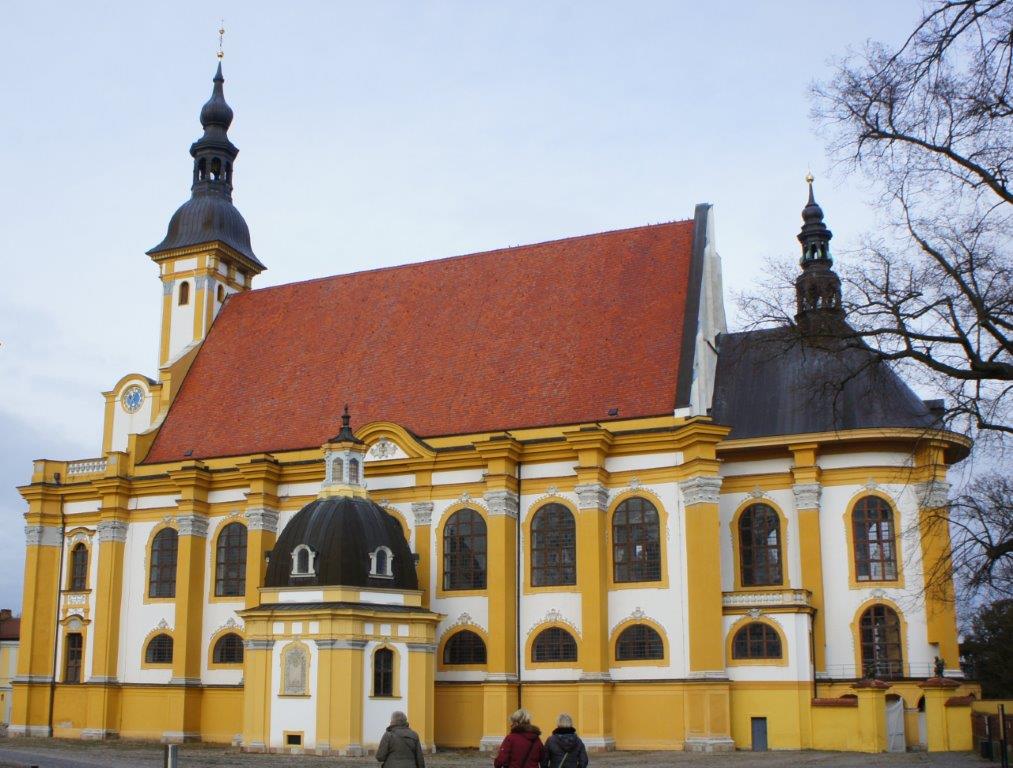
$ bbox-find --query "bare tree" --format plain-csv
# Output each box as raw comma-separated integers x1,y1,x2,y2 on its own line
744,1,1011,442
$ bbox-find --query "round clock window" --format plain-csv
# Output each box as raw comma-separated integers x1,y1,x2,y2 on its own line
122,385,144,414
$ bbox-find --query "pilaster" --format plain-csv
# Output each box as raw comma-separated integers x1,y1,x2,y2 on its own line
11,484,64,736
791,442,825,674
914,466,960,670
238,455,282,609
851,679,890,753
241,636,274,752
411,502,434,608
407,642,437,752
319,639,366,755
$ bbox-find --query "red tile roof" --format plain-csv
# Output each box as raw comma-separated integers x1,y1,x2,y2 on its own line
0,616,19,641
145,219,699,463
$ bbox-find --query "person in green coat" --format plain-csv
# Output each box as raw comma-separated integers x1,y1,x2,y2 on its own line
376,711,426,768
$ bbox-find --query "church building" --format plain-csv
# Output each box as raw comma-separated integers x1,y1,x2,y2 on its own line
11,63,977,754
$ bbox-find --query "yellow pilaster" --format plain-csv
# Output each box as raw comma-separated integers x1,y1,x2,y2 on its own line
576,681,614,751
410,500,433,608
237,455,281,609
165,462,210,741
915,442,960,670
324,640,365,754
675,420,732,752
407,643,436,752
852,679,889,753
790,442,826,673
83,471,130,738
159,277,173,367
11,484,63,736
241,630,273,752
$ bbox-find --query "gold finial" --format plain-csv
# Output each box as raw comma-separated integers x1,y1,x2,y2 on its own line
217,21,225,60
805,171,814,185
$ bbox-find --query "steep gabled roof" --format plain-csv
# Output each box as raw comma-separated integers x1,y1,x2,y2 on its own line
144,218,700,462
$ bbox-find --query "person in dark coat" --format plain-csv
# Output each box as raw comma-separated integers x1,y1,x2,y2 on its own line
376,711,426,768
541,713,588,768
494,708,544,768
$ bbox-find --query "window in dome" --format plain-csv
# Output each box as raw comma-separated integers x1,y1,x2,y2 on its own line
291,544,316,577
369,545,394,579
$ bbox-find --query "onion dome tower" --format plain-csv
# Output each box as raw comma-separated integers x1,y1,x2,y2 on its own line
147,61,266,367
264,408,418,589
794,175,844,333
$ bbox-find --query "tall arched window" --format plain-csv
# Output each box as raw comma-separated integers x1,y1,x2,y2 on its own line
215,522,247,597
212,633,245,664
615,624,664,661
532,627,578,663
69,543,88,591
853,496,898,581
64,633,83,683
859,604,904,678
348,458,360,484
443,509,487,590
612,497,661,583
531,503,576,587
373,647,394,697
148,528,178,598
739,503,783,586
145,633,174,664
732,622,783,659
443,630,487,665
178,281,190,306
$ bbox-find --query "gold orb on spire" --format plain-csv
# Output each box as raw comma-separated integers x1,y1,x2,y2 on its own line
805,171,815,185
217,21,225,59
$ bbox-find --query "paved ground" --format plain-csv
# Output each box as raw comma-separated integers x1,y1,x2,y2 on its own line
0,739,989,768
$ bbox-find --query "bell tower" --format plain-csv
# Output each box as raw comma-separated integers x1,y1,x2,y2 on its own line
794,175,844,334
147,60,265,367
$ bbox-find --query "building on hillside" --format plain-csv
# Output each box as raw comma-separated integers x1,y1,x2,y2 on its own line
0,609,20,729
12,62,978,754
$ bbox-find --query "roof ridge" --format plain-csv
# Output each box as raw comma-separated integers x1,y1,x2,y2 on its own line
234,218,695,298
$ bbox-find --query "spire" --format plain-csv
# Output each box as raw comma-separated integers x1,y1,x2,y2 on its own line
329,405,366,445
190,61,238,199
794,176,844,329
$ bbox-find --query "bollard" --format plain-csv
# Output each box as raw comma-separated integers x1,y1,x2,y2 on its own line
164,743,179,768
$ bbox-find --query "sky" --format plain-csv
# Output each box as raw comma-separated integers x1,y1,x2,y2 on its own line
0,1,926,611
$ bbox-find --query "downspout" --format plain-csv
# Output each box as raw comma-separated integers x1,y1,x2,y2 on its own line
48,474,67,736
809,607,818,701
516,456,523,710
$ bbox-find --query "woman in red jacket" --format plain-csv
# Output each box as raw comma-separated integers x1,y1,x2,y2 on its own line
494,709,544,768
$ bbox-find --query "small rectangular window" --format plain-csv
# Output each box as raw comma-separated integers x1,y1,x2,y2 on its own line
286,733,302,746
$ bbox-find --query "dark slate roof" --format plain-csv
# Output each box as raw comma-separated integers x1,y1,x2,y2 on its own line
265,496,417,590
147,193,261,267
711,327,939,440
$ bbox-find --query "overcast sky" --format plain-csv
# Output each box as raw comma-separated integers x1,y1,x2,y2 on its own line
0,2,924,610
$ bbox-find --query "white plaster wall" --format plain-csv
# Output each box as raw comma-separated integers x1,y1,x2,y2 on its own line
270,640,318,750
208,489,249,504
432,469,484,486
367,474,415,491
64,500,101,515
608,479,686,680
129,495,179,511
818,452,913,470
110,378,155,453
278,482,319,500
718,488,800,591
519,461,576,480
519,591,583,681
168,283,196,362
723,613,811,682
720,458,793,476
818,482,932,678
119,519,176,683
603,452,681,473
362,640,409,748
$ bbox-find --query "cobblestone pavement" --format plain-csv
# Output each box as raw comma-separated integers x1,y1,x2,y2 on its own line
0,740,988,768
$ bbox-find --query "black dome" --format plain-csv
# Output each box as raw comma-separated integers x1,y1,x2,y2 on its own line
266,496,417,590
147,193,260,266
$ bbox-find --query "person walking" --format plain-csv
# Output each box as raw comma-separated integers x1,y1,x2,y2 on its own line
541,714,588,768
376,711,426,768
494,709,544,768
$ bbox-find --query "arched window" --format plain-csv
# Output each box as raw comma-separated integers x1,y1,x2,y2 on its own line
69,543,88,591
148,528,178,598
291,544,316,576
348,458,360,484
739,504,783,586
331,456,344,483
178,281,190,306
530,503,576,587
615,624,664,661
369,546,393,578
853,497,898,581
443,509,487,590
612,497,661,583
373,647,394,697
732,622,783,659
532,627,578,663
215,523,247,597
859,604,904,679
145,633,174,664
216,284,225,302
443,630,487,665
212,633,244,664
64,632,83,683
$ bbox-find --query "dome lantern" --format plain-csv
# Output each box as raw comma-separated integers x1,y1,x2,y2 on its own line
320,405,368,498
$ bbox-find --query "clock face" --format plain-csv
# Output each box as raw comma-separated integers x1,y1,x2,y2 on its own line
122,385,144,414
